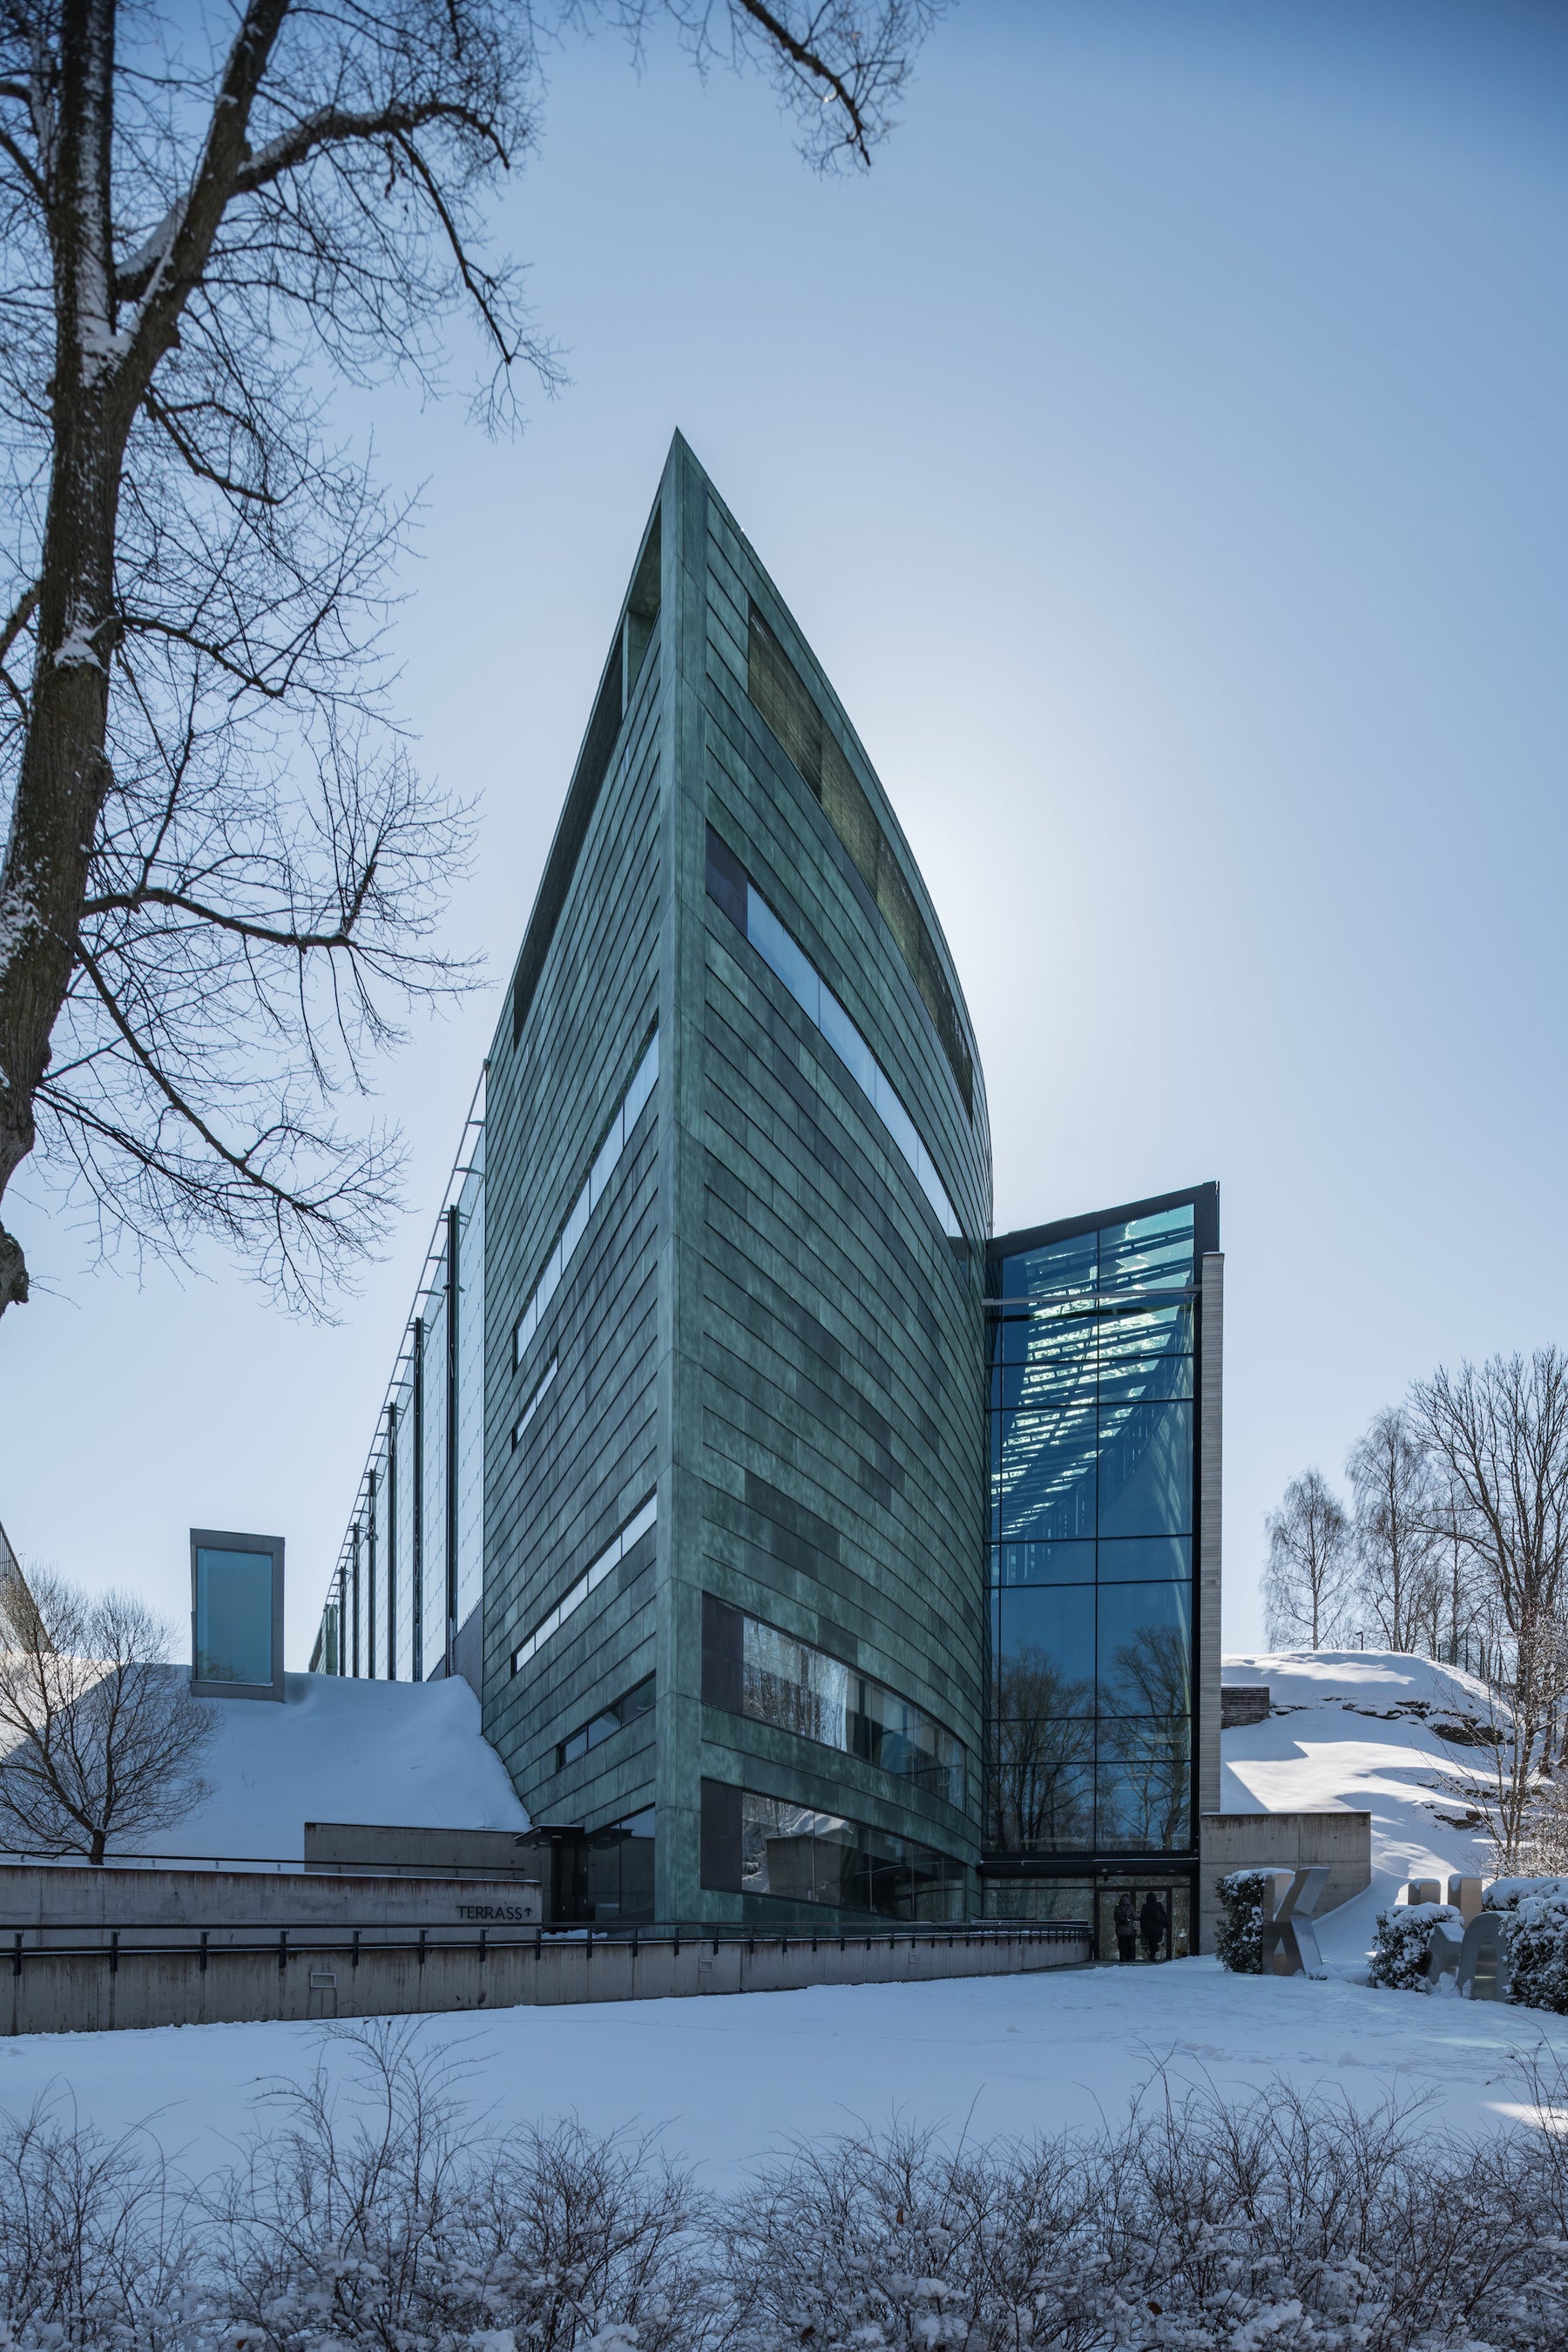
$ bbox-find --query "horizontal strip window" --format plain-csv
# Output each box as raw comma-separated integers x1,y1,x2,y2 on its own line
512,1355,558,1450
747,603,974,1119
514,1031,659,1369
702,1594,964,1809
510,509,660,1049
706,827,961,1242
510,1492,657,1677
700,1779,964,1921
558,1673,655,1769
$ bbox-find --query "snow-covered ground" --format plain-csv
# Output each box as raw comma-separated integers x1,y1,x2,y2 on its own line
2,1956,1564,2187
1221,1649,1496,1962
1,1648,1556,2172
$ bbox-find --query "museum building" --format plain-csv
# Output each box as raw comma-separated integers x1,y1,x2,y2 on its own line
308,434,1222,1940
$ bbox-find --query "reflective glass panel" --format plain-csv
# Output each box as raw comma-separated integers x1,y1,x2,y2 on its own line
1097,1715,1190,1761
999,1231,1097,1309
1098,1303,1193,1402
194,1548,273,1686
1097,1760,1192,1853
985,1740,1093,1852
985,1876,1093,1923
1012,1320,1097,1412
1098,1535,1191,1582
991,1540,1096,1587
1096,1402,1193,1536
994,1585,1095,1705
744,1619,851,1747
1096,1206,1193,1296
1097,1579,1193,1716
993,1409,1098,1541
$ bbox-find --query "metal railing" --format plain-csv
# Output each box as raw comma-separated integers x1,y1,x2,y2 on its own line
5,1918,1090,1972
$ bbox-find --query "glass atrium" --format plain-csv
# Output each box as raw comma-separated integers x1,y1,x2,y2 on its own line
984,1193,1213,1931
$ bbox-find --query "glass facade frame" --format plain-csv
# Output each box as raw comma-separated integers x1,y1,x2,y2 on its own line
983,1190,1215,1882
191,1528,286,1701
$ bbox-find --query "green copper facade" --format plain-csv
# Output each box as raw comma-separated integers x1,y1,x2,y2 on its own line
313,431,1220,1938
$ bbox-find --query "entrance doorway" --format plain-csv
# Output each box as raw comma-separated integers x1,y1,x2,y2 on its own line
1097,1879,1190,1963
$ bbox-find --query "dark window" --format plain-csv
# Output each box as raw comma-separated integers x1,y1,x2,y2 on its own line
700,1592,743,1713
556,1673,655,1770
704,825,747,931
700,1777,742,1893
746,604,974,1118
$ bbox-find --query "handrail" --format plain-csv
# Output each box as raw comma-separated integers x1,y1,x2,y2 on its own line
4,1919,1090,1957
0,1848,536,1876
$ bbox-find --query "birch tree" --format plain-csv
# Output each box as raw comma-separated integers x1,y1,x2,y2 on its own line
0,0,938,1320
1347,1404,1442,1654
1412,1350,1568,1866
1262,1467,1353,1650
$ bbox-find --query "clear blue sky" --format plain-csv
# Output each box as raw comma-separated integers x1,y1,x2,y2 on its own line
3,0,1565,1660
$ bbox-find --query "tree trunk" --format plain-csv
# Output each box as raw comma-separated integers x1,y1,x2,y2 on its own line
0,0,126,1313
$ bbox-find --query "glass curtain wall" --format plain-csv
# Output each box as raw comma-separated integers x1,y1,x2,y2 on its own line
454,1139,486,1638
313,1080,485,1679
421,1289,449,1673
988,1205,1198,1859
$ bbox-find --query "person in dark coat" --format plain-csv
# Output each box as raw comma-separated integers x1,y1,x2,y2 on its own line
1114,1890,1137,1963
1139,1889,1168,1963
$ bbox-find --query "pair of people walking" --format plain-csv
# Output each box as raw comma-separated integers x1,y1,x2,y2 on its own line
1113,1889,1167,1964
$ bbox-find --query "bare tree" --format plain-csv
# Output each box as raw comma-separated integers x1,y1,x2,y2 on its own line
1262,1467,1354,1650
0,1571,214,1862
0,0,940,1321
1412,1350,1568,1869
1347,1404,1442,1653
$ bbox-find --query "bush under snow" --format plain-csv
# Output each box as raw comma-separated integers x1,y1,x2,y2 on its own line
1487,1879,1568,2015
1215,1868,1271,1973
7,2020,1568,2350
1369,1900,1461,1992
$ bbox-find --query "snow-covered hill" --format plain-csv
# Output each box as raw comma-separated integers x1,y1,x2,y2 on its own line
0,1669,532,1867
1221,1650,1497,1960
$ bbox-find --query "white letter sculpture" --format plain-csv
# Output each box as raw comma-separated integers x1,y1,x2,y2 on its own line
1259,1866,1331,1979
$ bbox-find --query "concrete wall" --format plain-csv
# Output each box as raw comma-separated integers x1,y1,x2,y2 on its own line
0,1921,1086,2037
1199,1811,1372,1952
304,1823,544,1879
0,1863,540,1934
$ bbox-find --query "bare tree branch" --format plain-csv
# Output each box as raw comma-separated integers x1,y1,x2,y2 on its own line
0,0,938,1321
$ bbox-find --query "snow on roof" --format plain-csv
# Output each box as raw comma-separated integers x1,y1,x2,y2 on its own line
128,1669,531,1864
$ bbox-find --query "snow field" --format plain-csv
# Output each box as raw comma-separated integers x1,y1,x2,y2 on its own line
0,1647,1555,2170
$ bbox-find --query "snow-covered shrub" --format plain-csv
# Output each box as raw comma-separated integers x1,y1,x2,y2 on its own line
713,2071,1568,2349
16,2023,1568,2349
1486,1878,1568,2014
1214,1869,1271,1972
200,2020,709,2352
0,2097,190,2351
1369,1900,1461,1991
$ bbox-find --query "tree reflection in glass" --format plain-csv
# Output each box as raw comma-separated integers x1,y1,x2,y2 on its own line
1098,1621,1193,1851
987,1650,1095,1851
